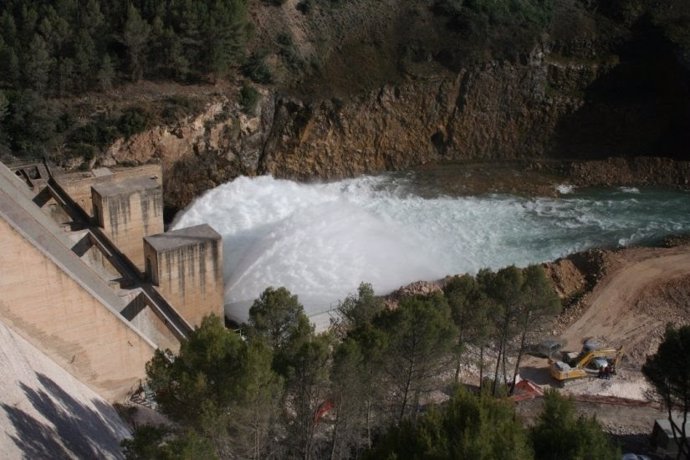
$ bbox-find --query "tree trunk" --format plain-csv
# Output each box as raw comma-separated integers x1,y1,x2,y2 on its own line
479,345,485,391
454,337,464,382
510,328,528,395
492,344,502,396
399,360,414,425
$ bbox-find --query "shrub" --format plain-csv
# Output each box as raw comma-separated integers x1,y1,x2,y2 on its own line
242,52,273,84
239,84,260,115
118,107,152,138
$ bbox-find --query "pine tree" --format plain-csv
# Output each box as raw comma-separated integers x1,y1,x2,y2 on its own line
510,265,561,391
97,55,116,91
531,389,618,460
205,0,248,79
74,29,97,89
376,293,457,424
23,35,54,93
365,388,532,460
122,4,150,81
444,273,491,382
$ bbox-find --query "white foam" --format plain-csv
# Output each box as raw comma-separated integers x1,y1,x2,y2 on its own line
174,175,690,323
556,184,575,194
619,186,640,194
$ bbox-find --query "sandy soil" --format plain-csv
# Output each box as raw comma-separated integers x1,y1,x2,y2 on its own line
560,245,690,356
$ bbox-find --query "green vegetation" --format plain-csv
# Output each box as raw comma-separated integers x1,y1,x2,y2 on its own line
0,0,249,93
365,388,532,460
531,389,619,459
239,84,260,116
642,325,690,459
122,265,614,459
0,0,249,160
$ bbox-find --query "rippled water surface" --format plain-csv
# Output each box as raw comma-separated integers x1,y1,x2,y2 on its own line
173,174,690,323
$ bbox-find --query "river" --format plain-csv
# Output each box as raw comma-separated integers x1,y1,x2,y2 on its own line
172,172,690,325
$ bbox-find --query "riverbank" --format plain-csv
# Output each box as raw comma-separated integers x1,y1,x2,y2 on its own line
404,157,690,198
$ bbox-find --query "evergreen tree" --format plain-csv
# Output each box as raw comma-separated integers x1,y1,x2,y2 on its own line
97,55,116,91
376,293,457,424
444,274,491,382
143,315,284,459
365,388,532,459
281,331,332,459
478,266,523,394
531,389,618,460
81,0,105,37
23,35,54,92
122,4,150,81
510,265,561,391
74,29,97,89
334,282,384,333
205,0,248,79
7,90,58,157
247,286,308,351
229,341,283,460
55,57,76,96
329,327,387,458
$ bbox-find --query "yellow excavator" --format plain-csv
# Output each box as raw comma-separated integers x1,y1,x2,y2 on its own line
549,339,623,386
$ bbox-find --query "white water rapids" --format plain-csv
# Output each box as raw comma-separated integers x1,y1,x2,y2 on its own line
173,175,690,324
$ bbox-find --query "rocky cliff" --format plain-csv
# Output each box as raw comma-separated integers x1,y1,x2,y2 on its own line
99,6,690,215
99,49,604,211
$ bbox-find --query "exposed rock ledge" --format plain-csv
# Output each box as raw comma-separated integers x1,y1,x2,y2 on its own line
97,49,689,214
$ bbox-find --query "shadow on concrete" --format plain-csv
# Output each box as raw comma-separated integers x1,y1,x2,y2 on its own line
1,372,128,459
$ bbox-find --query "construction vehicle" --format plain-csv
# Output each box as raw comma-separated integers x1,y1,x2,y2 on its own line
549,339,623,386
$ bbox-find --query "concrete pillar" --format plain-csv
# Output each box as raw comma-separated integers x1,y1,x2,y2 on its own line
92,177,163,271
144,224,224,328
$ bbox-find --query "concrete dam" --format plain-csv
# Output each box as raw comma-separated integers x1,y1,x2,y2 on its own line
0,160,225,403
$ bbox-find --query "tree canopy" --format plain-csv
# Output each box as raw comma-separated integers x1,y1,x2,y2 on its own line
127,271,601,459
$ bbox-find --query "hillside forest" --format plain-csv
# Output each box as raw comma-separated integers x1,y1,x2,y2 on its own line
0,0,689,165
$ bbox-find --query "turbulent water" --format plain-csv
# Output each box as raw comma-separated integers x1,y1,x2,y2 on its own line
173,174,690,324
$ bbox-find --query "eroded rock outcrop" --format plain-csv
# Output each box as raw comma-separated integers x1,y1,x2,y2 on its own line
101,92,276,213
261,49,602,179
103,48,615,212
101,39,688,214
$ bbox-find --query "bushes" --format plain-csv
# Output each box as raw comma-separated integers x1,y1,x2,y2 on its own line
117,107,153,138
239,84,260,115
242,52,273,84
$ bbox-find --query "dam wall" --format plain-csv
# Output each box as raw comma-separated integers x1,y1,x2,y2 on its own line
0,200,156,402
0,160,225,402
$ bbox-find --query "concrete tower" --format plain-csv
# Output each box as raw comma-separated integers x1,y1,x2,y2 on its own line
144,224,224,328
91,177,163,271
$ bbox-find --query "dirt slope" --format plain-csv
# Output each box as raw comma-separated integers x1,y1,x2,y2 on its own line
561,245,690,362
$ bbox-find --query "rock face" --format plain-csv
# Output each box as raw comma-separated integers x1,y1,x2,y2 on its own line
101,37,689,213
101,92,276,214
261,49,598,179
102,49,605,211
